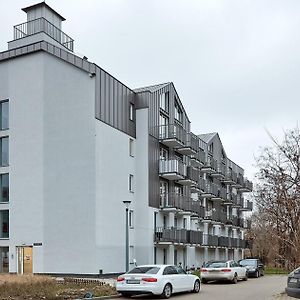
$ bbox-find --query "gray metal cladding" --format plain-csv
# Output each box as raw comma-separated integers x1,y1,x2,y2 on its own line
95,66,136,138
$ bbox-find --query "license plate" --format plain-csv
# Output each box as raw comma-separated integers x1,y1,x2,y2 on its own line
290,278,298,283
126,280,140,284
209,270,219,272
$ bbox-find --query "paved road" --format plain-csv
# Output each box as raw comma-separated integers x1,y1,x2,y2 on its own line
120,275,291,300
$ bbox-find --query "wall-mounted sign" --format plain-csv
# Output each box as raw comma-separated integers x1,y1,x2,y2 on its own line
33,243,42,246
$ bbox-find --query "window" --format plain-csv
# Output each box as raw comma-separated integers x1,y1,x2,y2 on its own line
129,103,134,121
0,101,8,130
0,137,8,167
209,142,214,153
129,138,134,157
163,249,167,264
174,99,183,123
159,114,169,139
0,210,9,239
129,174,134,192
159,92,169,112
183,218,187,229
174,185,183,195
160,181,168,207
129,210,134,228
163,266,178,275
0,174,9,203
160,147,168,160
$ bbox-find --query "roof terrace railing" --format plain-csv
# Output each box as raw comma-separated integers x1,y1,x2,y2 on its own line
14,17,74,51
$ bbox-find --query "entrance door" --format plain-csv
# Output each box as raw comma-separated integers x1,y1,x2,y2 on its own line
17,247,33,274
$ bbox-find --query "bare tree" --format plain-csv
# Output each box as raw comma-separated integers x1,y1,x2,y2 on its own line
255,128,300,269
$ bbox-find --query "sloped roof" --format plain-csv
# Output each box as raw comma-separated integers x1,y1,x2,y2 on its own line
134,82,171,93
198,132,218,143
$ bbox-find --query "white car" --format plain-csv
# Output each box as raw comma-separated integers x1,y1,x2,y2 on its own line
200,260,248,284
116,264,201,298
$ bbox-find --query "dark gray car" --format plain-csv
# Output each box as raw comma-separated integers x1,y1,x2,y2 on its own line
286,267,300,299
238,258,264,278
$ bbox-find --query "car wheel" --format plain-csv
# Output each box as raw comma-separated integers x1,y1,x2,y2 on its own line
232,273,238,284
193,280,200,293
255,270,259,278
201,278,207,284
161,283,172,299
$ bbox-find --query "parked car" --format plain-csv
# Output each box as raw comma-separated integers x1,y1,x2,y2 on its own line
286,266,300,299
116,265,200,298
239,258,265,278
200,260,248,284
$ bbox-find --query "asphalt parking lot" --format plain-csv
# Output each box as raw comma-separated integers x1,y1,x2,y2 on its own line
120,275,291,300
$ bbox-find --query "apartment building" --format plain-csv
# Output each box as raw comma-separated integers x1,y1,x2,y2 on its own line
0,2,253,275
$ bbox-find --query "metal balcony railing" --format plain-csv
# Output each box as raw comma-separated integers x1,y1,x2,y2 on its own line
187,230,203,244
13,17,74,51
224,170,238,184
191,149,206,166
186,166,199,182
159,159,186,177
154,227,188,243
219,236,229,247
203,234,219,247
158,124,186,145
187,133,199,153
243,179,253,192
203,156,217,170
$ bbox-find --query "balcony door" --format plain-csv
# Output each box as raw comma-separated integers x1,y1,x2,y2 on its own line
160,181,169,207
17,246,33,274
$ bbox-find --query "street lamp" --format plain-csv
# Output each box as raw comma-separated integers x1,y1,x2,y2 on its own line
123,200,131,272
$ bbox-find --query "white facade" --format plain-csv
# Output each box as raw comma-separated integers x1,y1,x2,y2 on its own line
0,2,252,275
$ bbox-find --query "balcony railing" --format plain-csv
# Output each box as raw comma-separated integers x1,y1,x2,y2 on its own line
154,227,188,243
239,178,253,192
240,200,253,211
159,159,186,180
211,163,226,178
201,156,217,173
203,234,219,247
178,166,199,185
187,230,203,244
158,124,186,148
160,193,205,218
13,17,74,51
223,170,238,185
190,149,206,167
238,218,252,229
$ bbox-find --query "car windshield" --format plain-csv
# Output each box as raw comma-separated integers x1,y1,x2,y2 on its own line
127,267,160,274
239,260,257,266
205,261,227,268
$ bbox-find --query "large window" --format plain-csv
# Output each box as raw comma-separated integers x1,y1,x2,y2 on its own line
159,92,169,112
0,101,8,130
0,210,9,239
0,174,8,203
174,99,183,123
0,137,8,167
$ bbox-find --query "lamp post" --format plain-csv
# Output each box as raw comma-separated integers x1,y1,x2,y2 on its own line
123,200,131,272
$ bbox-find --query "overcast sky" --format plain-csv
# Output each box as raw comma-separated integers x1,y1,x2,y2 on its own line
1,0,299,180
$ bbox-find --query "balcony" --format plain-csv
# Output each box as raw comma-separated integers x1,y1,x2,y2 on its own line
158,124,186,148
200,183,218,198
223,193,237,205
232,174,244,188
239,200,253,211
154,227,188,244
160,193,205,218
177,166,198,186
176,133,198,156
201,156,217,174
203,234,219,247
14,17,74,51
223,170,238,185
239,179,253,192
211,187,227,202
203,210,221,223
211,163,226,179
159,159,186,180
238,218,252,229
187,230,203,245
219,236,230,247
190,149,206,167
